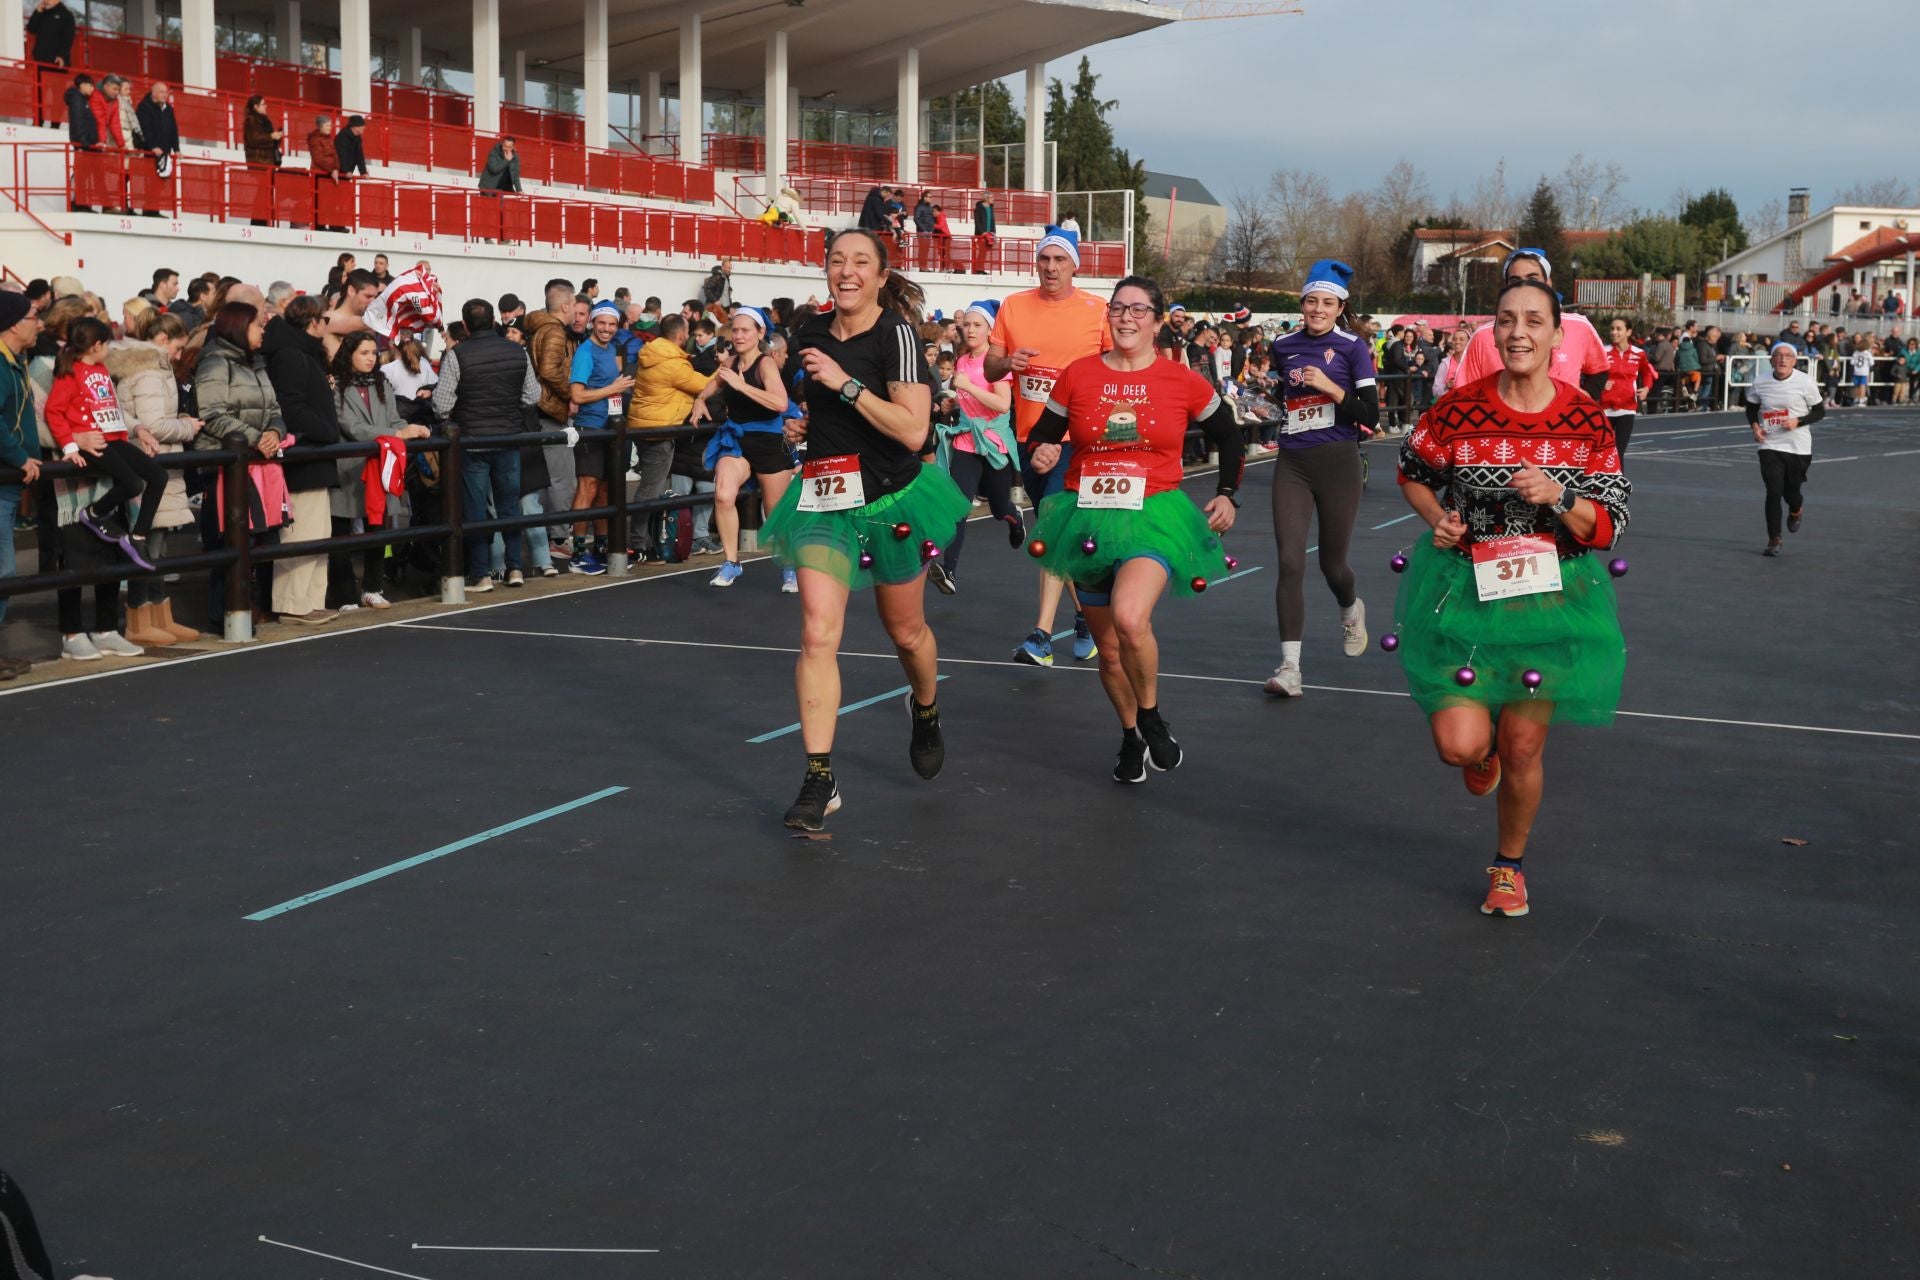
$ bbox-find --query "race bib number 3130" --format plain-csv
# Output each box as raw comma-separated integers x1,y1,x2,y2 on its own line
797,454,865,512
1471,535,1563,602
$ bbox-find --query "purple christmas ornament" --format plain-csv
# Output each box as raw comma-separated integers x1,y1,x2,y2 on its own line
1379,633,1400,652
1081,535,1098,555
1454,666,1477,688
1224,554,1240,571
1390,553,1408,574
1607,557,1629,578
1522,669,1544,691
919,539,940,563
858,550,875,569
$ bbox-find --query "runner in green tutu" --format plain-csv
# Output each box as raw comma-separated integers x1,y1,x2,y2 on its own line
1023,275,1245,782
763,227,971,831
1391,277,1631,918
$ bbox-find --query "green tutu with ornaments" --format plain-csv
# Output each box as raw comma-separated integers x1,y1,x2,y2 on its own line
1391,538,1625,725
759,462,972,589
1029,489,1229,599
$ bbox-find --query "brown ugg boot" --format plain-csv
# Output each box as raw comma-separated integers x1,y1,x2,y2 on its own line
125,603,176,647
156,598,201,642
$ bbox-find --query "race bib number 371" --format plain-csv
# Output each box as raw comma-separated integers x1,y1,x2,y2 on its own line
1471,535,1564,602
797,454,865,512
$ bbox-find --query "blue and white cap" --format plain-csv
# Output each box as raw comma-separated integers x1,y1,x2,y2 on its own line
1301,259,1355,301
1037,224,1080,268
1501,247,1552,281
962,298,999,324
589,299,624,321
735,305,769,332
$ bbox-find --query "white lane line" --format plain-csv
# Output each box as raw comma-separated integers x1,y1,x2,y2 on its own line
1881,449,1920,457
399,625,1920,742
259,1236,439,1279
413,1244,660,1253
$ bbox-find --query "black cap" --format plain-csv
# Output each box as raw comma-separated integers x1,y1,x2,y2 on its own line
498,292,524,314
0,291,32,330
346,115,366,127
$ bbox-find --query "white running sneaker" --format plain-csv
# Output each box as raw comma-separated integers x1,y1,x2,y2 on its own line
1263,663,1303,697
361,592,392,610
781,566,799,594
91,630,144,657
1341,599,1368,657
61,633,103,661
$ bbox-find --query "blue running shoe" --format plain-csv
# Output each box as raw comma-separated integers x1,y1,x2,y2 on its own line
781,566,799,594
1072,613,1098,662
709,560,744,587
1014,627,1053,667
570,551,608,576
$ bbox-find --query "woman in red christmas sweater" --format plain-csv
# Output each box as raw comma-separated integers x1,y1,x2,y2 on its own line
45,315,167,570
1391,277,1631,919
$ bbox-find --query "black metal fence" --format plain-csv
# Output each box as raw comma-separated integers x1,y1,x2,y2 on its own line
0,422,718,641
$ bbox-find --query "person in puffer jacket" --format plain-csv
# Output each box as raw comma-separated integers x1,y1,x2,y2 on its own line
104,311,203,644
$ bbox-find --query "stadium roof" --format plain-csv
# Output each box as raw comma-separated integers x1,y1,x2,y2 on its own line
1143,171,1220,206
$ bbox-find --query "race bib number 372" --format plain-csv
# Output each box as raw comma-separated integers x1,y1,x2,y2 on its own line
797,454,865,512
1471,535,1563,602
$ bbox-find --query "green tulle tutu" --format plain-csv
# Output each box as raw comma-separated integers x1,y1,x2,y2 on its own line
1391,538,1625,725
1029,489,1228,598
759,462,973,589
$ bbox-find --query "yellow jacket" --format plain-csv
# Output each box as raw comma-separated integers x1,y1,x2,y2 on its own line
629,336,710,428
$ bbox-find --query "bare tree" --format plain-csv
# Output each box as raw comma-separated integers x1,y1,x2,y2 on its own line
1217,189,1277,289
1555,153,1629,228
1466,159,1518,233
1266,167,1336,280
1744,198,1784,242
1832,177,1917,206
1372,159,1431,232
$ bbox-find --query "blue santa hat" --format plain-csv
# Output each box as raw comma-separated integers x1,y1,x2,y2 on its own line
1301,259,1355,301
589,299,624,321
962,298,999,324
1037,224,1080,268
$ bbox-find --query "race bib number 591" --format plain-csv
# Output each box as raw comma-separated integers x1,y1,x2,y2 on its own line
797,454,865,512
1284,394,1333,434
1471,535,1563,602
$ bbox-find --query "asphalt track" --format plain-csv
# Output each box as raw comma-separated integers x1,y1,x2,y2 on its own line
4,408,1916,1279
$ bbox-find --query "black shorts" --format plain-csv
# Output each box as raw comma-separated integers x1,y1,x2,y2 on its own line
574,439,611,478
741,431,796,475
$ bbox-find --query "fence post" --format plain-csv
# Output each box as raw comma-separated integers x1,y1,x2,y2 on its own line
606,418,631,576
440,425,466,603
222,432,254,642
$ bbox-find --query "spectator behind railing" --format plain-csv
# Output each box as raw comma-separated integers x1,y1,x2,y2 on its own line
478,137,521,194
337,114,370,178
136,81,179,184
106,309,203,645
0,291,44,676
430,297,541,592
628,311,707,563
193,300,284,631
27,0,78,69
260,294,343,623
328,331,429,610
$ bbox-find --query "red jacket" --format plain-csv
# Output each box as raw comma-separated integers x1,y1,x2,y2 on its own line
45,361,128,451
1600,343,1656,415
90,90,125,148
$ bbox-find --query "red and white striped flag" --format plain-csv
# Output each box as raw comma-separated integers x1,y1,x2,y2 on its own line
363,261,443,343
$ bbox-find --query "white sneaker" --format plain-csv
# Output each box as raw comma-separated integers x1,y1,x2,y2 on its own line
1341,598,1368,657
61,633,103,661
91,630,144,657
361,591,392,610
781,567,799,594
1263,663,1303,697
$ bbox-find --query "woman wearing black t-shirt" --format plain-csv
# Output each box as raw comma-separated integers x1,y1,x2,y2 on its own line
764,228,972,831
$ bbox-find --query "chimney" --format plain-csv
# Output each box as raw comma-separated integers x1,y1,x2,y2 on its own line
1787,188,1809,227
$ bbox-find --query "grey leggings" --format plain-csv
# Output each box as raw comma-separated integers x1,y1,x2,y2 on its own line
1271,440,1361,641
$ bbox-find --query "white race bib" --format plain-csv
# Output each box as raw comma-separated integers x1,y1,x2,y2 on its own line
1761,407,1793,431
91,405,126,433
797,454,865,512
1018,366,1059,404
1471,535,1564,602
1076,460,1147,510
1283,393,1333,435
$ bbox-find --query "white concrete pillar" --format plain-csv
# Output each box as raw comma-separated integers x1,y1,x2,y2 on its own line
133,0,160,41
181,0,217,90
402,27,423,85
1023,60,1045,193
583,0,609,150
274,0,301,64
471,0,501,135
763,30,788,198
0,7,20,58
339,0,372,115
641,70,662,150
677,11,703,165
787,85,801,143
895,46,919,186
507,50,526,105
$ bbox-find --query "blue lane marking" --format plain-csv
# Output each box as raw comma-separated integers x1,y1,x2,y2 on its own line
1372,513,1419,530
244,786,629,921
748,675,950,744
1051,628,1076,641
1218,564,1265,583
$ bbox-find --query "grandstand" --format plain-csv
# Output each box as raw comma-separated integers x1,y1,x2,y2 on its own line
0,0,1175,306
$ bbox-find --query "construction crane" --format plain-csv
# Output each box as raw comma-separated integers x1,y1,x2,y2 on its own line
1172,0,1304,19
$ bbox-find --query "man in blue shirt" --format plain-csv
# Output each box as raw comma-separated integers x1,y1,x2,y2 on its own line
568,300,634,568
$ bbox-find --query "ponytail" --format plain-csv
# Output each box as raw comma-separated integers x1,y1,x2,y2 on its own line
54,316,113,380
880,270,925,325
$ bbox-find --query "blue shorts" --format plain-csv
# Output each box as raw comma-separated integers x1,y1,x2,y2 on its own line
1853,375,1869,387
1019,440,1071,505
1073,553,1172,607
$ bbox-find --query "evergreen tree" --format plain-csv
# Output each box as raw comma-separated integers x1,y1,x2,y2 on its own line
1680,188,1747,266
1515,178,1570,287
1044,58,1149,262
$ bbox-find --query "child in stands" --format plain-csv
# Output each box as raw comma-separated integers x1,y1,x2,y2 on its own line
44,316,165,570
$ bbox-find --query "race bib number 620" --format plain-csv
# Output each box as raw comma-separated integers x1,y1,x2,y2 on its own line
1077,462,1147,510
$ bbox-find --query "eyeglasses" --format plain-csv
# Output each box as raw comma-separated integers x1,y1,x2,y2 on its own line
1106,303,1156,319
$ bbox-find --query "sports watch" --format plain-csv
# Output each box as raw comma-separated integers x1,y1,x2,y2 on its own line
1552,485,1578,515
839,377,866,405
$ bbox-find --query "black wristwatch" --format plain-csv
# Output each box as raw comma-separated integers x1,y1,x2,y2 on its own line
839,377,866,405
1552,485,1578,515
1218,486,1241,508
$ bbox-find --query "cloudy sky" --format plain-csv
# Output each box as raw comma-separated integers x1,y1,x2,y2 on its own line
1068,0,1918,222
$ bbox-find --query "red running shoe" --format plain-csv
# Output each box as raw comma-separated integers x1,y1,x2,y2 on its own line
1463,752,1501,797
1481,865,1529,917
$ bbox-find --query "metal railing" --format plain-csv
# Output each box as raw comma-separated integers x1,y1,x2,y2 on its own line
0,423,717,643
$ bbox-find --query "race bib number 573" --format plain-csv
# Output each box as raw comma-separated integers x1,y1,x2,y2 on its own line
1018,366,1060,404
1471,535,1563,602
797,454,865,512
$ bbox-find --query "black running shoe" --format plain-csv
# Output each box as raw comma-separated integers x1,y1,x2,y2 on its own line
1113,728,1147,783
78,507,127,545
1787,508,1803,533
1140,716,1183,771
926,561,956,595
1004,511,1026,549
906,693,945,779
783,771,841,830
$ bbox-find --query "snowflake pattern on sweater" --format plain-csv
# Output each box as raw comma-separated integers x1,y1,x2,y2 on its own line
1397,374,1630,558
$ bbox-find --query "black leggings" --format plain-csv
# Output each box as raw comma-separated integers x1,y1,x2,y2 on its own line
944,450,1018,572
1609,413,1636,457
1758,449,1810,539
1271,440,1362,642
0,1167,56,1280
88,438,167,537
328,515,386,601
